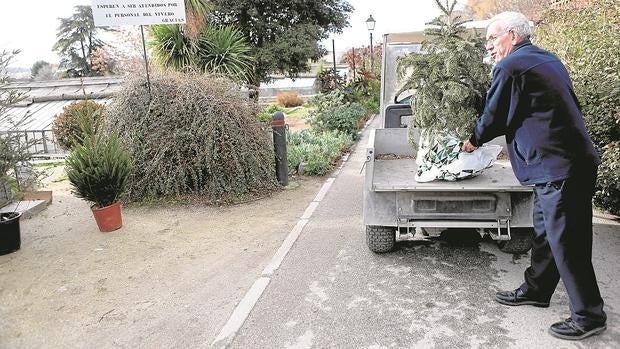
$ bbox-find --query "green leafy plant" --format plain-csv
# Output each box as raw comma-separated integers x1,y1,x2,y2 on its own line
341,73,381,114
594,142,620,215
328,103,366,139
52,100,105,150
287,130,353,176
258,103,284,122
315,67,344,93
306,91,366,139
105,71,278,203
397,0,491,141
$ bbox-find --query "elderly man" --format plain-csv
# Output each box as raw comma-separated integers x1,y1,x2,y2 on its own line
461,12,607,340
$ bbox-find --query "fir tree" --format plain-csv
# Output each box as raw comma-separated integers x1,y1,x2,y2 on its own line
397,0,491,141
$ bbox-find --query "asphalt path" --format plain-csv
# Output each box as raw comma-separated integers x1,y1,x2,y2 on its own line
217,117,620,349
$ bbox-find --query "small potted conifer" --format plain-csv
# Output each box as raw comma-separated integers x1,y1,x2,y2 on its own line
65,114,131,232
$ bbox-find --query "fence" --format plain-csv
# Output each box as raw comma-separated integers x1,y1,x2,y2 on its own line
0,129,67,159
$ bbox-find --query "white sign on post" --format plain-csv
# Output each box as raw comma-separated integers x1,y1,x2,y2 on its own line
92,0,186,27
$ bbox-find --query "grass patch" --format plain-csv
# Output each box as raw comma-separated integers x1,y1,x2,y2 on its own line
33,160,66,169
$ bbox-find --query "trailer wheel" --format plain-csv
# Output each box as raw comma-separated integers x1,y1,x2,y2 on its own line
498,228,534,254
366,226,396,253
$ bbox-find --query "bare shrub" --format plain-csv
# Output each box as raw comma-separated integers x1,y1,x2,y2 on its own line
277,91,304,107
105,71,278,203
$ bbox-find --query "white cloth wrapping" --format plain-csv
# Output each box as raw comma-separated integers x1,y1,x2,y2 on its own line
414,132,502,182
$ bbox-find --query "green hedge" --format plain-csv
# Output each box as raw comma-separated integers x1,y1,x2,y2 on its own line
536,0,620,215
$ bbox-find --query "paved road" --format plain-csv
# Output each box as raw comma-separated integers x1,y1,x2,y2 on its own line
218,117,620,348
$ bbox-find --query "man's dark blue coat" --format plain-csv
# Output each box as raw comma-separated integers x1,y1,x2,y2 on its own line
470,40,600,185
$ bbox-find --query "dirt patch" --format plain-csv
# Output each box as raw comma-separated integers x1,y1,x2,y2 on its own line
0,166,324,348
286,116,310,132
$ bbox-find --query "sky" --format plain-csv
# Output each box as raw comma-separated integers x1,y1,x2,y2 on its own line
0,0,466,69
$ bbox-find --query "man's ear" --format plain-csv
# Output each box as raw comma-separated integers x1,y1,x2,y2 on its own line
510,30,522,45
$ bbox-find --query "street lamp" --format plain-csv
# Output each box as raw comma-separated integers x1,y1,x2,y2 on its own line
366,14,376,70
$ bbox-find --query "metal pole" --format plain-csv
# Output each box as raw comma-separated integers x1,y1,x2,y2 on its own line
271,111,288,186
370,32,374,71
352,47,356,81
140,25,151,94
332,39,337,78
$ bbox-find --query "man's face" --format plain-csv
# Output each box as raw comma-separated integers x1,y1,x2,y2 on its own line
486,21,514,62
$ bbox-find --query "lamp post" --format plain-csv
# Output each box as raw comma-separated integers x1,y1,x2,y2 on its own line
366,14,376,70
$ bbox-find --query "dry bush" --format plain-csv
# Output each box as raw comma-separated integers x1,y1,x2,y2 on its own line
277,91,304,107
105,71,278,203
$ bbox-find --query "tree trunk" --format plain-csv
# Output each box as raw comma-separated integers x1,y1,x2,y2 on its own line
79,37,89,75
248,73,260,102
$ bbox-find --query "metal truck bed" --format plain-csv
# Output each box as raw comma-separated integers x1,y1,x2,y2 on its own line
372,158,530,192
364,128,534,232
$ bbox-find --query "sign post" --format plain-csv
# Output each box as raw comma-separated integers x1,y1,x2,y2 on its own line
91,0,186,92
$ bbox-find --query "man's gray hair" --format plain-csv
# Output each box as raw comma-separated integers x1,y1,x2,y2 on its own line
488,12,532,39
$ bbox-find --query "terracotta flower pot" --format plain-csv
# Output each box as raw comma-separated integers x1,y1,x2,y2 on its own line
91,202,123,232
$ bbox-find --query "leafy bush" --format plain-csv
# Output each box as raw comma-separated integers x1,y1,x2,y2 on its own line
258,103,284,122
287,130,353,176
594,142,620,216
105,71,278,203
315,67,344,93
330,103,367,139
65,126,131,208
306,91,366,139
1,50,44,194
277,91,304,107
52,100,105,150
536,0,620,214
306,91,346,130
341,73,381,114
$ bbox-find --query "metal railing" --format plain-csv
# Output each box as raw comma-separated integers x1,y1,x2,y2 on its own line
0,129,67,159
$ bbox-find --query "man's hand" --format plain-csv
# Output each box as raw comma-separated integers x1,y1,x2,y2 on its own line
461,139,478,153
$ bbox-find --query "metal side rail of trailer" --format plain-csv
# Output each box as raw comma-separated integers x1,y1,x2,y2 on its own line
363,128,535,254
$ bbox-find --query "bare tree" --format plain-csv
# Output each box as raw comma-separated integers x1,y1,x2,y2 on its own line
467,0,551,21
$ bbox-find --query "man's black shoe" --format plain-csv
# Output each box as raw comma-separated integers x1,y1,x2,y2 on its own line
549,318,606,340
495,288,550,307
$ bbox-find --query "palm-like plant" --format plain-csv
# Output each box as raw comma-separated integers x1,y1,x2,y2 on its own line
196,25,254,82
150,24,199,70
150,24,254,82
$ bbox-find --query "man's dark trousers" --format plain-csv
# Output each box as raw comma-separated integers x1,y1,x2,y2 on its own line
519,168,607,327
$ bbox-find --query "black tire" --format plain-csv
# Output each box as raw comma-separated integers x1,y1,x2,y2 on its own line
366,225,396,253
498,228,534,254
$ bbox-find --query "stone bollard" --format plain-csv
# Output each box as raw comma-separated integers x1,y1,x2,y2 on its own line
271,111,289,186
